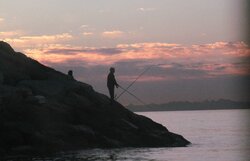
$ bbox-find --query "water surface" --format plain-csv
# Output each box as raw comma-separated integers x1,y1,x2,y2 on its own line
5,109,250,161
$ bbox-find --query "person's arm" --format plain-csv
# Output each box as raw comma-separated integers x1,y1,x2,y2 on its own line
113,75,119,87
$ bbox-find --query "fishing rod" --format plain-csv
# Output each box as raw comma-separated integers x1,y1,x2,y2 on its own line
115,64,155,101
118,85,147,106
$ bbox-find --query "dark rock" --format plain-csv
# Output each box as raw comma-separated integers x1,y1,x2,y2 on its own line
0,41,190,156
25,95,46,104
0,41,15,53
0,71,3,84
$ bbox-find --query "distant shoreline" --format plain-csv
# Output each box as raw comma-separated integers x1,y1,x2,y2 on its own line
132,107,250,112
126,99,250,112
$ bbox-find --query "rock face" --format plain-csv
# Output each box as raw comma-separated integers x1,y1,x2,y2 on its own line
0,41,190,155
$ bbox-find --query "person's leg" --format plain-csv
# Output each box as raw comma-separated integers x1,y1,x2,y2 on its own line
108,86,114,104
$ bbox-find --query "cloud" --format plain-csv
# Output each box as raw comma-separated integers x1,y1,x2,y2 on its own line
0,31,23,38
0,17,4,23
119,75,166,82
44,46,123,55
24,46,119,66
102,30,124,38
82,32,93,36
80,25,89,28
20,33,73,42
3,39,249,81
3,33,73,49
138,8,156,12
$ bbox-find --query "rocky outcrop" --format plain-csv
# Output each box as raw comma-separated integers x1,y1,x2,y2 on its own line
0,41,190,156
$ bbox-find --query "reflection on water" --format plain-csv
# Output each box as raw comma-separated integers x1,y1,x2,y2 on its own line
2,109,250,161
4,147,177,161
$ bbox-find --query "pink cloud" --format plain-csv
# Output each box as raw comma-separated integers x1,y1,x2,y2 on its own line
119,75,167,82
0,17,4,23
102,30,124,38
0,30,23,38
3,33,73,49
82,32,94,36
3,38,249,81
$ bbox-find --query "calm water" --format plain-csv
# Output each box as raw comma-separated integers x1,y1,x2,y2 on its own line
5,109,250,161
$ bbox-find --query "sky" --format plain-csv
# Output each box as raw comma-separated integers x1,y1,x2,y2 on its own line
0,0,249,105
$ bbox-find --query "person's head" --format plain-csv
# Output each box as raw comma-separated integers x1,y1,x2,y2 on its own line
68,70,73,76
110,67,115,73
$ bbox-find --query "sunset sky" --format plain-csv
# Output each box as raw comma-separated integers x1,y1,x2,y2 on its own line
0,0,249,105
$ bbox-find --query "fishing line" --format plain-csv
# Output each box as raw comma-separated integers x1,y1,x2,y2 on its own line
118,85,147,106
115,64,156,100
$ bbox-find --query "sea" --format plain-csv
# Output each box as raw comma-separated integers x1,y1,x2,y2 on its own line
4,109,250,161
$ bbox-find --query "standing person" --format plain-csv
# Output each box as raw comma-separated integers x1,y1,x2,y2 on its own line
68,70,74,80
107,67,119,105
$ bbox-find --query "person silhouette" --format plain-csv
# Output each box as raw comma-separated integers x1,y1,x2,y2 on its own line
107,67,119,105
68,70,74,80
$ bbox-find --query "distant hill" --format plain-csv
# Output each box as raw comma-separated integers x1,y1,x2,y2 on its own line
126,99,250,112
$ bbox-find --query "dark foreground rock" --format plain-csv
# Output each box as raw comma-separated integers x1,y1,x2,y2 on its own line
0,41,190,156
